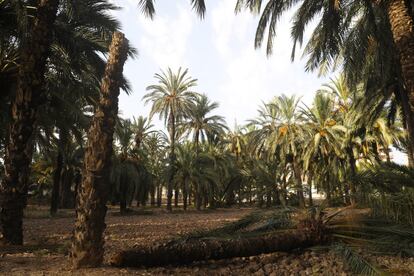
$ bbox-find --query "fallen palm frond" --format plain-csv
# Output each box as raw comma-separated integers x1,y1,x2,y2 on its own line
178,207,296,241
330,244,387,276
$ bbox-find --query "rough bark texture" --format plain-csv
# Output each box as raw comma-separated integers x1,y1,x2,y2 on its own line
71,32,129,268
0,0,59,245
388,0,414,161
111,226,323,268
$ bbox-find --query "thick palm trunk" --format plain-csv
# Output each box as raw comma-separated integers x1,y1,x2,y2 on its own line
183,180,188,210
167,112,176,211
388,1,414,164
112,228,323,267
71,32,129,268
0,0,59,245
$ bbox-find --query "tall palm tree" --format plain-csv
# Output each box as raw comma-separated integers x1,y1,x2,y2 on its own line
71,31,129,268
0,0,59,245
180,94,227,151
301,93,347,204
143,67,198,211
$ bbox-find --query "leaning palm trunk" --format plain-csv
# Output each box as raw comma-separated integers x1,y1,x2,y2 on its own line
387,0,414,164
71,32,129,268
112,222,324,267
0,0,59,245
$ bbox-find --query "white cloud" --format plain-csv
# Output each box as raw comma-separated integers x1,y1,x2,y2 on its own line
137,5,193,70
210,2,329,125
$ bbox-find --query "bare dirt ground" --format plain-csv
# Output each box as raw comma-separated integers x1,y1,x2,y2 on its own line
0,205,413,275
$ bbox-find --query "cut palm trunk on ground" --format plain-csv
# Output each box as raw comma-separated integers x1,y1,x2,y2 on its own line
111,208,326,267
112,206,414,271
112,227,323,267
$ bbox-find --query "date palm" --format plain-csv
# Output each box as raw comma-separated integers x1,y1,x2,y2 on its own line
180,94,227,152
143,67,198,211
132,116,154,151
71,31,129,268
0,0,59,245
301,93,347,204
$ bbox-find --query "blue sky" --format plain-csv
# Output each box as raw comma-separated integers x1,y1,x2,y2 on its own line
110,0,331,128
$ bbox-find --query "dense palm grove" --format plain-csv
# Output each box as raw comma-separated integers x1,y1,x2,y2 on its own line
1,0,414,272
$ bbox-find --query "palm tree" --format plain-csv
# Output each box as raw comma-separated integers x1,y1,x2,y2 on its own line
0,0,59,245
179,94,227,152
143,67,198,211
273,95,306,208
301,93,347,204
143,131,168,207
71,31,129,268
132,116,154,151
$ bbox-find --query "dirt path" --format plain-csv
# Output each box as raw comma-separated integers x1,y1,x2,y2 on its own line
0,206,412,275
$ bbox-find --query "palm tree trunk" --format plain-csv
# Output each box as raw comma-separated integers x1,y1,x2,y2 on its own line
196,185,202,211
0,0,59,245
50,149,63,215
157,185,162,207
150,183,156,206
347,147,357,205
387,1,414,163
71,32,129,268
50,126,68,215
59,169,75,208
167,112,176,212
112,227,323,267
174,189,179,207
50,130,64,216
183,179,188,210
292,161,305,208
308,172,313,207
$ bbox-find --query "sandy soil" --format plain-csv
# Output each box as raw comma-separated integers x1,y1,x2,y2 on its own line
0,206,412,275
